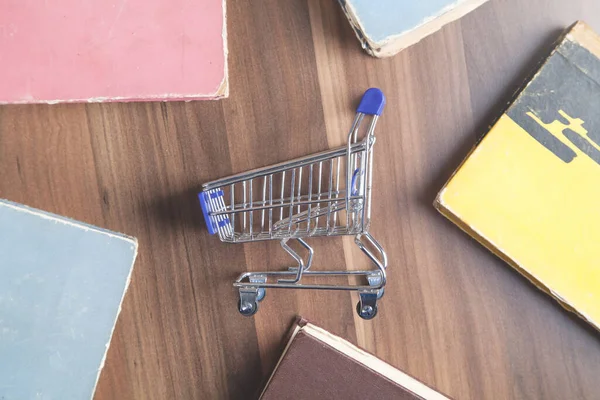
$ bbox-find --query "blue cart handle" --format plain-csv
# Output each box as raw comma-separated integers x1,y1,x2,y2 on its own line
356,88,385,116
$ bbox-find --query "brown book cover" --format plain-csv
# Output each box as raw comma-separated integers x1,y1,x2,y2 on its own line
260,319,450,400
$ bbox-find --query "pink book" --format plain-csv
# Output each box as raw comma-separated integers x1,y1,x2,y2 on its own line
0,0,227,104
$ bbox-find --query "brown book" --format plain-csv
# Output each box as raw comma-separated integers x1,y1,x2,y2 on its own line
260,319,450,400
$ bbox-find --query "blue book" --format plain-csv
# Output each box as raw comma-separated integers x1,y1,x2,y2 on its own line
338,0,490,57
0,200,138,400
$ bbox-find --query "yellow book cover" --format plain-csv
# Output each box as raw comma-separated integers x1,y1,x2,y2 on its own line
435,21,600,331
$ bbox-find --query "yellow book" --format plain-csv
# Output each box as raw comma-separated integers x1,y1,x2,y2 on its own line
435,21,600,331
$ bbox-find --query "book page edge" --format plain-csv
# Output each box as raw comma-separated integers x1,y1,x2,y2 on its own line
301,323,450,400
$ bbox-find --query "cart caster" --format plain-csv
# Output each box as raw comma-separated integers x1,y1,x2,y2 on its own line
357,291,379,320
238,287,261,317
256,288,266,302
238,298,258,317
356,301,378,320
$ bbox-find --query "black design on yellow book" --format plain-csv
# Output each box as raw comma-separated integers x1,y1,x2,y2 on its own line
526,109,600,165
522,110,577,163
507,37,600,166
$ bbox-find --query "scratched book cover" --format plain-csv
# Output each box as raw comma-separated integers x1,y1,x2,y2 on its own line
435,21,600,331
0,0,227,104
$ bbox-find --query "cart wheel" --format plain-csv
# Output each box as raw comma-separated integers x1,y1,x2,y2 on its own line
377,287,385,300
356,301,378,320
256,288,266,302
238,299,258,317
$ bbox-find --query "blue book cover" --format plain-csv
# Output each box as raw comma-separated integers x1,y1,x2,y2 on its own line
0,200,138,400
338,0,489,57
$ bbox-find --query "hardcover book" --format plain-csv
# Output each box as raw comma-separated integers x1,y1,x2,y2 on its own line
338,0,489,58
0,0,227,103
0,199,138,399
260,319,449,400
435,21,600,331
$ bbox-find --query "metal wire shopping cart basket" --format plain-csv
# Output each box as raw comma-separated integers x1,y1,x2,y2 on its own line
199,88,388,319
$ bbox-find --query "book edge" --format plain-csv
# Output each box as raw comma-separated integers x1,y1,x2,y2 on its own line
300,322,450,400
258,319,305,400
0,92,228,105
340,0,490,58
216,0,229,98
434,197,600,332
337,0,372,55
90,243,139,399
568,21,600,60
0,199,137,244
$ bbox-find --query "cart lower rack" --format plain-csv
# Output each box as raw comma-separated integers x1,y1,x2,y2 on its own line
199,88,388,319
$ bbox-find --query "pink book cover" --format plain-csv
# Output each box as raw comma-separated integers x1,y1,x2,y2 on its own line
0,0,228,104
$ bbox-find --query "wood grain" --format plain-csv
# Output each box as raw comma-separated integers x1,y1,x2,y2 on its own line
1,0,600,399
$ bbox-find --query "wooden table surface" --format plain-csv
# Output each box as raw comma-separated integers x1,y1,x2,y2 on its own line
2,0,600,399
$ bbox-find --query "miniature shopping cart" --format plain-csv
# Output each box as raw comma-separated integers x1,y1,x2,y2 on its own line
199,88,388,319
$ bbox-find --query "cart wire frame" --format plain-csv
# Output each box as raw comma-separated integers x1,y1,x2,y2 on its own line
199,88,388,319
